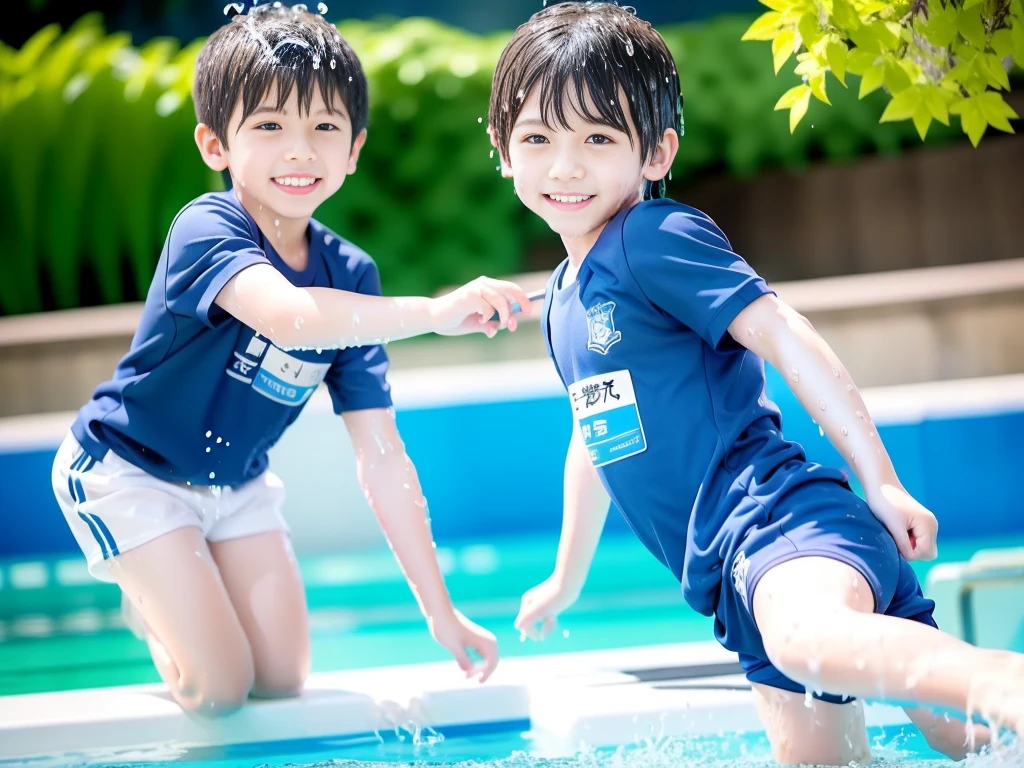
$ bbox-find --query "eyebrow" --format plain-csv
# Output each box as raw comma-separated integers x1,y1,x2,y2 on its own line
249,106,347,118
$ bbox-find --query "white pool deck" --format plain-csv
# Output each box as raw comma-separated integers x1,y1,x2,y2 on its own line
0,641,914,762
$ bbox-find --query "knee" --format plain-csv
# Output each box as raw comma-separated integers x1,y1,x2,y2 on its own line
181,649,256,718
250,657,309,699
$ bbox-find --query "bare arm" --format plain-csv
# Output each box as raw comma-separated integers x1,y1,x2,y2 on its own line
215,264,529,350
343,407,455,621
552,426,612,598
728,294,936,558
515,426,610,640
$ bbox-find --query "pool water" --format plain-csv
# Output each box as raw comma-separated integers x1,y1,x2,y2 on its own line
2,533,1022,697
8,722,1020,768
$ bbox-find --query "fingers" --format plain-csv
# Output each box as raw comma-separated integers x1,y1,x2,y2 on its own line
451,644,474,676
479,285,514,331
472,635,499,683
482,279,533,314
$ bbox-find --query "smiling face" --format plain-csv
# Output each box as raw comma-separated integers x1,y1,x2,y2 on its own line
501,86,677,257
195,83,365,224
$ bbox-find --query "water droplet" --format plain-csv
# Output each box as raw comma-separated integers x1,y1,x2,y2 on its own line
804,690,814,708
330,59,336,69
808,658,821,674
196,550,203,557
216,437,222,444
841,426,848,436
209,472,216,480
353,313,361,326
294,317,304,329
855,410,864,420
224,2,244,15
226,442,230,447
832,366,840,377
846,383,855,392
477,117,483,123
818,399,826,411
489,149,494,158
818,425,825,437
562,629,570,638
206,447,211,453
317,1,328,13
790,366,800,383
206,430,212,438
274,219,280,227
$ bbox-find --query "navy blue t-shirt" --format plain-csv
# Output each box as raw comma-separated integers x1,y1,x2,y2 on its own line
542,198,848,616
72,190,392,487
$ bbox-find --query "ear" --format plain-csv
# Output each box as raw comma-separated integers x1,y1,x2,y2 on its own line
347,128,368,174
194,123,229,172
488,124,513,179
642,128,679,185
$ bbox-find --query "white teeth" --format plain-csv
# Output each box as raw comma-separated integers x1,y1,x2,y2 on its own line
274,177,318,187
549,194,593,203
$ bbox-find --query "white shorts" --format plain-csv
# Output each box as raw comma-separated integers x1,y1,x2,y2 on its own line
51,432,290,582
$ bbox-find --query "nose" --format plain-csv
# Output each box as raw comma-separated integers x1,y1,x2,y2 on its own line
548,145,584,182
284,131,317,163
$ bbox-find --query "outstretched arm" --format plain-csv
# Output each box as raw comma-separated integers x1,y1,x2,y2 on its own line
216,264,529,350
728,294,937,560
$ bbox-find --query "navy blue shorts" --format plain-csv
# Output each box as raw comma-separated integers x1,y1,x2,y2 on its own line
715,477,937,705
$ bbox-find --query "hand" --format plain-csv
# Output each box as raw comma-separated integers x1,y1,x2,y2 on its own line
866,483,938,561
514,576,578,641
429,277,532,338
428,608,499,683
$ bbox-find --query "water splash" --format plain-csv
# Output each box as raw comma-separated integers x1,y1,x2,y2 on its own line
317,2,328,13
224,2,244,14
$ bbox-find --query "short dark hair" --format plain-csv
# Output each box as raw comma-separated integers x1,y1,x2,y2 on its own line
193,4,368,147
489,2,682,193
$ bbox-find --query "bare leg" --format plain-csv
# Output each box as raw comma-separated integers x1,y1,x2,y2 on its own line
751,682,872,766
209,531,310,698
108,527,255,717
752,557,1016,758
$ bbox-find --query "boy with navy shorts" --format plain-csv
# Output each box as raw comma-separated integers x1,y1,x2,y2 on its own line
51,4,530,717
490,3,1024,763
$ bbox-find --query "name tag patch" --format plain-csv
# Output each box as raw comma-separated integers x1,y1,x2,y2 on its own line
252,345,329,406
568,369,647,466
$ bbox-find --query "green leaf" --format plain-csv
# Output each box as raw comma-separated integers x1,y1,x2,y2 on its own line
809,71,830,104
790,85,812,132
798,12,822,48
962,0,985,8
977,91,1019,133
924,5,959,48
957,6,987,49
759,0,792,11
775,83,810,109
772,29,797,74
991,28,1014,59
922,85,951,125
858,64,885,97
912,104,933,140
846,48,878,75
831,0,860,29
982,53,1011,91
883,59,913,92
742,11,783,41
958,100,988,146
1013,18,1024,69
880,86,923,122
826,40,848,85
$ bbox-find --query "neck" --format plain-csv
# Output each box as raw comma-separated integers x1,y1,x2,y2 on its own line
560,192,644,267
234,187,310,271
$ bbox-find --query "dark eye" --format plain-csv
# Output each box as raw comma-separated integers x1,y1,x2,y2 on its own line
256,122,281,130
524,134,548,144
317,123,338,131
586,134,612,145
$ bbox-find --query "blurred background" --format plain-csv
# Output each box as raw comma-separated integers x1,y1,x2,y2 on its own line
1,0,1022,707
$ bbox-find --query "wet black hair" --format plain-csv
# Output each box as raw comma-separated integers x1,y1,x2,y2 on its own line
489,1,682,199
193,3,368,148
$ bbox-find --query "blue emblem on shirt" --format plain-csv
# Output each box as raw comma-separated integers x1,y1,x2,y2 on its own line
585,301,622,355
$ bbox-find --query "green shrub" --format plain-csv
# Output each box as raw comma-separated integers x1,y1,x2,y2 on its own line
0,13,965,316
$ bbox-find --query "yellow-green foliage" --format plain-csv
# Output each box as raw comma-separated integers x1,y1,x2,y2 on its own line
743,0,1022,145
